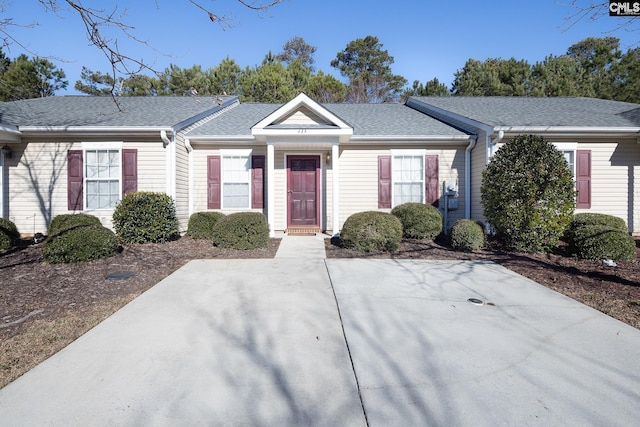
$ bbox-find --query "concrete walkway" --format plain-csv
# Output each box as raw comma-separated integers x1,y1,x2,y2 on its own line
275,233,327,258
1,241,640,426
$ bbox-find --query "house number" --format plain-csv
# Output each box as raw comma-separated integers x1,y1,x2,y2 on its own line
298,129,307,134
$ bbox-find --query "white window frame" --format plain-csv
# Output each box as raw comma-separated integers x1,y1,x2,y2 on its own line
82,142,123,211
554,143,578,178
391,149,426,207
220,149,252,209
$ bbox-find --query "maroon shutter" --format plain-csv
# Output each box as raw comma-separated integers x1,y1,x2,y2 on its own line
67,150,83,211
251,155,265,209
576,150,591,209
122,149,138,196
378,155,392,208
207,156,221,209
425,155,439,206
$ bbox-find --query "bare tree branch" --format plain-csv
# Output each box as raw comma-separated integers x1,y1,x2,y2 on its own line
559,1,639,43
2,0,288,98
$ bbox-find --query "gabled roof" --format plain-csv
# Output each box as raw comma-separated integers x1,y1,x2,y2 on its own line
187,98,469,140
0,96,237,130
408,96,640,129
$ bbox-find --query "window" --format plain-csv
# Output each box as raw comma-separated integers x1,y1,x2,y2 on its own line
222,155,251,208
393,154,424,205
562,150,575,176
85,149,120,209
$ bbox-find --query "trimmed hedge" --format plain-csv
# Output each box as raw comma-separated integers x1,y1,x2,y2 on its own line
569,224,635,261
567,213,627,234
340,211,403,252
212,212,269,249
112,192,179,244
450,219,485,252
0,218,19,251
187,211,226,240
43,224,119,263
391,203,442,240
48,213,101,235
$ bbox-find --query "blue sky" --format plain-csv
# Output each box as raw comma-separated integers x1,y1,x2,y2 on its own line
4,0,639,95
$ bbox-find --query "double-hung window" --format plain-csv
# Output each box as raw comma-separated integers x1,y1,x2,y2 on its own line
222,150,251,208
85,149,121,209
393,152,424,206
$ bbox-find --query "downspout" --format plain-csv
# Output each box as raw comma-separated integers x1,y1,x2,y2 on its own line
160,130,175,199
464,136,477,219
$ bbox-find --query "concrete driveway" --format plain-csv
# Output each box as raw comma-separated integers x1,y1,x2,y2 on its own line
1,256,639,426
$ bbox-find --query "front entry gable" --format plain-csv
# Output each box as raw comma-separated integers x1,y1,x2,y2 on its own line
252,93,353,142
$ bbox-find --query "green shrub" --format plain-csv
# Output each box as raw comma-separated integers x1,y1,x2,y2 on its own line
450,219,485,251
481,134,576,252
112,192,179,244
187,211,226,240
0,218,19,251
391,203,443,240
212,212,269,249
48,213,101,235
569,224,635,261
565,213,628,248
340,211,403,252
43,224,119,263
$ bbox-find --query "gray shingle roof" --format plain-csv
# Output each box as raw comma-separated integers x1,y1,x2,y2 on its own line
411,96,640,128
0,96,236,128
187,102,468,137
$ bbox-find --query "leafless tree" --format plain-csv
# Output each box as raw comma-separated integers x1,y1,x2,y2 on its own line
561,1,639,43
1,1,286,95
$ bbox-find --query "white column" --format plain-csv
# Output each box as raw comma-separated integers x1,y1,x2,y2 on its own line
331,143,340,236
267,143,275,237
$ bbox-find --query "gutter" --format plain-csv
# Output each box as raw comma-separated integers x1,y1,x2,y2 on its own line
489,130,504,159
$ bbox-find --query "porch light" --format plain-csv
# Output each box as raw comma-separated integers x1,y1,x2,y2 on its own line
1,144,12,159
326,152,331,164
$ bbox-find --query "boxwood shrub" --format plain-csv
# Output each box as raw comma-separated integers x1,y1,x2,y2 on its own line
48,213,101,235
0,218,19,251
112,192,179,244
187,211,226,240
569,224,635,261
212,212,269,249
43,224,119,263
340,211,403,252
450,219,485,252
391,203,443,240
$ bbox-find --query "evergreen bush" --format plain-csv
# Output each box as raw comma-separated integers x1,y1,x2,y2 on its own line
450,219,485,251
212,212,269,249
570,224,635,261
340,211,403,252
0,218,19,251
48,213,101,235
481,134,576,252
43,224,119,263
187,211,226,240
112,192,179,244
391,203,442,240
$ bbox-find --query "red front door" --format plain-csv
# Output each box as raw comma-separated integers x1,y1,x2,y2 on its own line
287,156,320,227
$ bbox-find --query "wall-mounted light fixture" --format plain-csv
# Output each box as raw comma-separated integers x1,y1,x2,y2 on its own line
1,144,12,159
326,152,331,165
